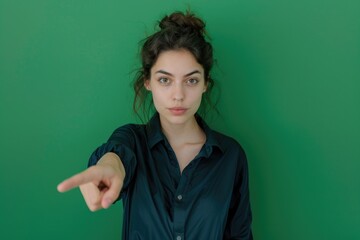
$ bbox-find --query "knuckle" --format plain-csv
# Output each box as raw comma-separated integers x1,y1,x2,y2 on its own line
88,204,100,212
89,197,100,206
86,197,101,211
87,166,98,176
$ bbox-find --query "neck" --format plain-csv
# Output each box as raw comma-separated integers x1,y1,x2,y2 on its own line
160,115,205,145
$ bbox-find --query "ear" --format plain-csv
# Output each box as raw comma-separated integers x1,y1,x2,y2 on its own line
144,80,151,91
203,82,208,93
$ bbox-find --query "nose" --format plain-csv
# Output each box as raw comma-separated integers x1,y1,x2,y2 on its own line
172,82,184,102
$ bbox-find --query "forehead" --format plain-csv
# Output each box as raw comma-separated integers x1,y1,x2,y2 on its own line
151,50,204,74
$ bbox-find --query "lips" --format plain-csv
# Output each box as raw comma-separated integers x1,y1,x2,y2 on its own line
168,107,187,116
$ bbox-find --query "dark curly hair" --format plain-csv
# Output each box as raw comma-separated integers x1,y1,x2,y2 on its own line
133,10,217,122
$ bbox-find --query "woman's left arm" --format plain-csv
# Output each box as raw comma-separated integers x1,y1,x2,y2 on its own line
224,152,253,240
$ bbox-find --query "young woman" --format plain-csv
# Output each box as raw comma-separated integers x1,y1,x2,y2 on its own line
58,10,253,240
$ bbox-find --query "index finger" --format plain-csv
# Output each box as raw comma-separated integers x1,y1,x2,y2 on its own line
57,167,98,193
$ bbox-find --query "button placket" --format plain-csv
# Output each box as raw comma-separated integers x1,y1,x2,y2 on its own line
174,178,186,240
175,233,184,240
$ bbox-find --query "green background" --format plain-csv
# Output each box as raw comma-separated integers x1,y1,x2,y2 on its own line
1,0,359,239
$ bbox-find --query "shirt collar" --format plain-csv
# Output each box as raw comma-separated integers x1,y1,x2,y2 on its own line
146,112,224,154
146,113,164,149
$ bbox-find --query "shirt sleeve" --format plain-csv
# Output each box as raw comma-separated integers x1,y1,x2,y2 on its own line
88,124,138,201
224,148,253,240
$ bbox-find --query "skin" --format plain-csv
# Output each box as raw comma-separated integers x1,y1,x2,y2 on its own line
57,49,207,211
145,49,207,171
57,152,125,211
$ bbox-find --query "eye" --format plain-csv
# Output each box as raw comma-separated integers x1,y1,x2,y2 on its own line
158,77,170,85
186,78,199,85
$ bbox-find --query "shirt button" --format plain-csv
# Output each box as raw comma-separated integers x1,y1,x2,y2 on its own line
177,195,183,201
176,236,182,240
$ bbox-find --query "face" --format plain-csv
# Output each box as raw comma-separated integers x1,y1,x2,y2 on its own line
144,49,207,126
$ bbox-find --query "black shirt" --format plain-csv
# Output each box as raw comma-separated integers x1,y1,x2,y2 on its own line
88,113,253,240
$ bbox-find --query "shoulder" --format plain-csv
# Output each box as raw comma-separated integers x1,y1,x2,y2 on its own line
212,130,246,155
199,117,245,157
112,123,144,134
108,123,146,142
209,129,248,170
212,131,250,184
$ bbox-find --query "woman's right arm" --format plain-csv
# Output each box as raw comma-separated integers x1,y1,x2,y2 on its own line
57,152,126,211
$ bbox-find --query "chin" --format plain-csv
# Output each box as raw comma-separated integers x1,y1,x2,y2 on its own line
165,115,189,125
159,111,195,125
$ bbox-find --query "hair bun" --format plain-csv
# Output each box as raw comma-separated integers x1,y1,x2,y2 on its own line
159,11,206,35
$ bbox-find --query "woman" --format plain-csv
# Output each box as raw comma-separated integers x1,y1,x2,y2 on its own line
58,10,253,240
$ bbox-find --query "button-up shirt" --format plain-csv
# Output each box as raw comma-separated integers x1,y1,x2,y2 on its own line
88,113,253,240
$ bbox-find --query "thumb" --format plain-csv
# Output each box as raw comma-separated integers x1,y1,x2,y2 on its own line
101,179,123,209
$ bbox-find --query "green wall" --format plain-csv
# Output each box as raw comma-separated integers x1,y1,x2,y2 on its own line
1,0,359,239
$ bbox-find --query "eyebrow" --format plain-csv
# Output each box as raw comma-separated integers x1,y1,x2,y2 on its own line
155,70,202,77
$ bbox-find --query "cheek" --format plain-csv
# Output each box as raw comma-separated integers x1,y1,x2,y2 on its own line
191,89,205,102
150,89,167,106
